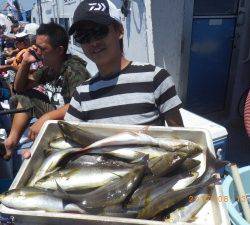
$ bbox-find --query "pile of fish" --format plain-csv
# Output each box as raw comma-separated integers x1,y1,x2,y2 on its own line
0,121,229,222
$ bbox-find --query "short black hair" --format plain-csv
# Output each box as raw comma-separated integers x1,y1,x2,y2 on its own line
36,22,69,54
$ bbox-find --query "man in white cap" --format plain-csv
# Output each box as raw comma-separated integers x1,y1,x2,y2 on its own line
0,23,39,73
65,0,183,127
15,23,39,39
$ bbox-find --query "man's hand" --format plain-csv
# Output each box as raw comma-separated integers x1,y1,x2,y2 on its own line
165,109,184,127
21,149,31,159
28,115,49,141
22,46,40,64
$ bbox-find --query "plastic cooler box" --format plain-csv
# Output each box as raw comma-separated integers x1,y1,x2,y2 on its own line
180,109,228,160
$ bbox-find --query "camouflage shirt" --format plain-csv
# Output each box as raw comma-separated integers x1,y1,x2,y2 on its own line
33,54,90,106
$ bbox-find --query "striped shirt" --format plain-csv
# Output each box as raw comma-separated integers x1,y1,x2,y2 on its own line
65,61,182,126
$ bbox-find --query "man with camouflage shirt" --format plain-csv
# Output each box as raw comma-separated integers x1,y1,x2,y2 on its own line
2,22,90,160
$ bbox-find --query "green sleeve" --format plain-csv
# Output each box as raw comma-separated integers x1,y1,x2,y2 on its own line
32,67,50,84
62,63,91,103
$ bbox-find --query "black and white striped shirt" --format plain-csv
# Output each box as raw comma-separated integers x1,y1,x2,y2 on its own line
65,62,182,126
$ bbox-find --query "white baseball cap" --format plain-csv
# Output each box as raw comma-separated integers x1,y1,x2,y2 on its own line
15,23,39,38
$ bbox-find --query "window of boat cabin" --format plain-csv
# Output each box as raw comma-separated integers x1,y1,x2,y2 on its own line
59,18,70,43
69,17,80,48
51,18,58,23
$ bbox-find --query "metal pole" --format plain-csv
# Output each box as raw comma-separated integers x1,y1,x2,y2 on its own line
55,0,59,22
37,0,43,24
230,163,250,223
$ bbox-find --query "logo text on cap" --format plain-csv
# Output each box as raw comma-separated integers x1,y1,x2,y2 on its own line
88,3,106,11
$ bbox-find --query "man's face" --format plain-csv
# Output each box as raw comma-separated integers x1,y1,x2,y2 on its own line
11,26,20,34
74,21,122,66
36,35,60,67
15,38,29,50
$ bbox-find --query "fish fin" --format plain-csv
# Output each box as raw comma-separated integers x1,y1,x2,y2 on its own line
36,168,60,182
131,154,149,164
140,154,149,165
130,151,147,162
111,172,123,179
54,180,80,202
54,181,81,204
131,154,151,174
44,148,53,156
55,180,68,195
215,159,230,170
189,215,198,222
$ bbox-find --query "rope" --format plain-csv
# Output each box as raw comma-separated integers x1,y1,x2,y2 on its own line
244,89,250,137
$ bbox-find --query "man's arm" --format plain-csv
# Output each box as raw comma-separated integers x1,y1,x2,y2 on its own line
164,109,184,127
153,68,184,127
43,104,69,120
24,105,70,159
0,64,16,73
28,104,69,140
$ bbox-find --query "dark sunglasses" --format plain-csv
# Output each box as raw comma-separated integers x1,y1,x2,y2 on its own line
74,25,109,44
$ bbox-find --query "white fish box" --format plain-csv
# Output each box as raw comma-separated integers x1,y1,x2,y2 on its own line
0,121,230,225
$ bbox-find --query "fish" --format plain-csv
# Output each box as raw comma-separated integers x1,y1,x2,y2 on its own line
83,132,159,151
90,147,198,176
65,155,107,168
34,165,133,192
136,175,217,219
58,121,105,147
44,148,62,157
127,172,199,210
65,154,134,169
100,205,138,218
0,187,85,213
90,146,167,162
28,147,84,186
158,138,203,155
59,122,203,155
82,131,203,154
166,187,212,223
193,148,229,184
69,165,145,210
49,137,80,150
167,158,201,176
148,152,188,176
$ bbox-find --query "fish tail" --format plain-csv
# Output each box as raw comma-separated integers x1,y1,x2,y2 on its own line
202,175,219,187
206,148,229,170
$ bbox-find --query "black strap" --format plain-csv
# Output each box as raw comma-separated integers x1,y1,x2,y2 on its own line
0,107,32,115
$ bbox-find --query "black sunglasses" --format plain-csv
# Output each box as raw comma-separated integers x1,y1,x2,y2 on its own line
74,25,109,44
